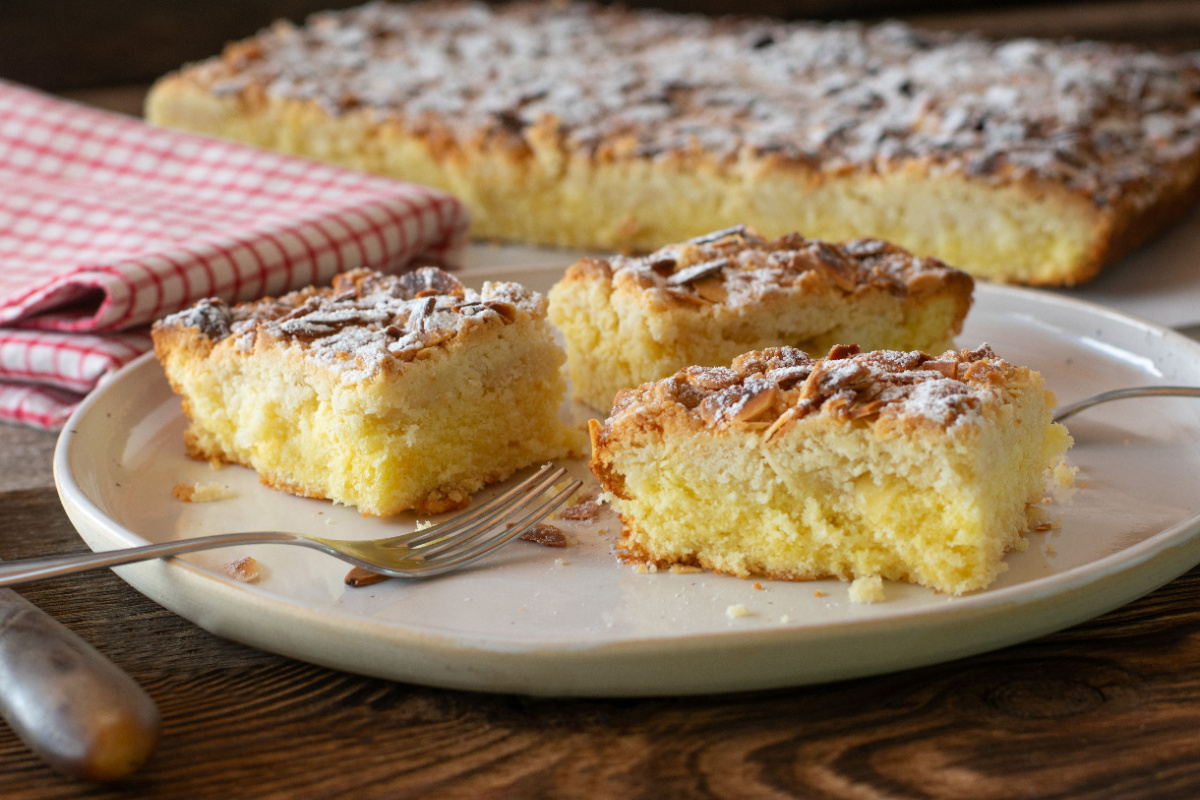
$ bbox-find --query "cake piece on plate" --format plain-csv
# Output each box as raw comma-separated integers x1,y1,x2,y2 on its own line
153,268,581,516
145,1,1200,285
548,226,973,411
589,344,1073,595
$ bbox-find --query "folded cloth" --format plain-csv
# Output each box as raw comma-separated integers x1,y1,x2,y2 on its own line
0,80,469,429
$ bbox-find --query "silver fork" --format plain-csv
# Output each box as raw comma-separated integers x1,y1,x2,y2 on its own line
0,464,581,588
1053,386,1200,423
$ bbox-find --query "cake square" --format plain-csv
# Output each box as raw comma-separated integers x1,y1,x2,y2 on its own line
548,226,973,411
152,268,582,516
145,1,1200,285
589,344,1073,595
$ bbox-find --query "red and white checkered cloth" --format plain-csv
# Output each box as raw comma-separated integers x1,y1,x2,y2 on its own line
0,80,469,429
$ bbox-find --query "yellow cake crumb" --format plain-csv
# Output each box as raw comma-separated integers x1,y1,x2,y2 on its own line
849,576,885,604
1053,460,1078,488
173,481,235,503
726,604,752,618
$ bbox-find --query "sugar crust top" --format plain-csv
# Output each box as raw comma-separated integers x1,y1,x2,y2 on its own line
562,225,973,309
187,0,1200,206
605,343,1030,436
155,267,544,382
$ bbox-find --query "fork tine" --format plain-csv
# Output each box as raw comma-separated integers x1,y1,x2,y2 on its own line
407,479,583,577
400,465,567,549
408,470,573,558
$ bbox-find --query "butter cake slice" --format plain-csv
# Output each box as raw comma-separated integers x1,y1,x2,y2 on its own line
145,1,1200,285
589,344,1073,595
152,268,581,516
548,226,973,412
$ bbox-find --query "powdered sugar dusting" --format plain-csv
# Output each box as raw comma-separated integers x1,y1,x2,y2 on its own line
192,1,1200,206
160,267,543,382
604,227,964,308
638,343,1010,429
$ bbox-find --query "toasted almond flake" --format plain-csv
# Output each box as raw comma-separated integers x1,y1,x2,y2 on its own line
666,257,729,286
344,567,388,587
225,556,261,583
730,385,778,423
692,276,729,303
520,523,568,547
559,499,602,520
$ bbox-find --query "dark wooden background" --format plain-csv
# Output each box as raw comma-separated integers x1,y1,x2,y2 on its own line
3,1,1200,91
4,1,1200,797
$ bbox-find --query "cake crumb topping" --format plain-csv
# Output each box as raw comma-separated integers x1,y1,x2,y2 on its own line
156,267,544,382
612,343,1017,431
597,227,969,308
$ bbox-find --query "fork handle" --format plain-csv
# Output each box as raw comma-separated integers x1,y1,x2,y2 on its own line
0,531,302,588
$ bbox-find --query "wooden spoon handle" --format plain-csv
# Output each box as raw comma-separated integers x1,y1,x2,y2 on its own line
0,588,160,781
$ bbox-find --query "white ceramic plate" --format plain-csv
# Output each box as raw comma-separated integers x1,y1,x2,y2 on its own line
54,272,1200,697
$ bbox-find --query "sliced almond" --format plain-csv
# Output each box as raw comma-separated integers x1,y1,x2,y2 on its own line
921,357,959,379
764,406,799,441
666,257,729,286
663,288,708,307
692,277,728,303
730,385,778,423
483,300,519,322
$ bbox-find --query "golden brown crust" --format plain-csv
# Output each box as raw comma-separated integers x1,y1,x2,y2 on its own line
561,226,974,322
152,267,544,384
594,343,1021,458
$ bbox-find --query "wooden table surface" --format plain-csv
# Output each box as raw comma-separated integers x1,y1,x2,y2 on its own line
5,2,1200,797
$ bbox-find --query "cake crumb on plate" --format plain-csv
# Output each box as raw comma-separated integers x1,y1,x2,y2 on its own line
849,576,885,604
173,481,234,502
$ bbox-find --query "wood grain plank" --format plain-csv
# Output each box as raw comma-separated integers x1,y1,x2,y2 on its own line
4,486,1200,797
0,428,57,493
